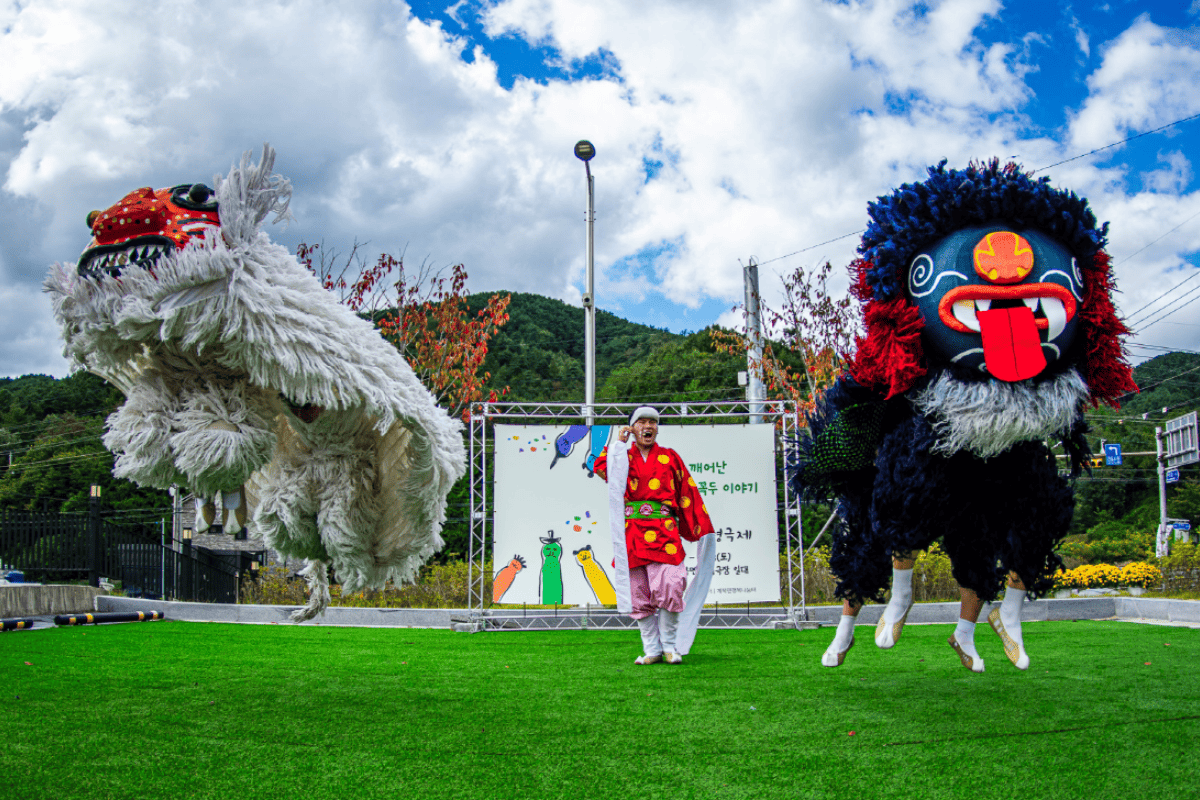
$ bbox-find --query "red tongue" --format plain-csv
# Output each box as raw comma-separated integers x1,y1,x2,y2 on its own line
977,306,1046,382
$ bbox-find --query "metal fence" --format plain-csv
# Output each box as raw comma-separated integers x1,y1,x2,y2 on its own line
465,399,805,631
0,508,239,602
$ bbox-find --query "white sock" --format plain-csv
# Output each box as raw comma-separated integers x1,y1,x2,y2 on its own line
658,609,680,654
952,617,984,672
998,586,1029,669
1001,586,1025,629
882,567,914,624
637,615,662,657
954,617,976,649
875,567,915,648
822,614,856,667
222,489,243,535
195,496,215,533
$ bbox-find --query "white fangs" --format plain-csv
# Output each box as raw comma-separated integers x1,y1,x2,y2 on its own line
953,299,982,332
84,243,168,274
1041,296,1067,340
952,296,1069,340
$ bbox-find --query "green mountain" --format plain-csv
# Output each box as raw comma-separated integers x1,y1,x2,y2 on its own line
466,291,748,403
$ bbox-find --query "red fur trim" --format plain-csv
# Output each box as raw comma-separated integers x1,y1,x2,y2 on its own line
849,258,875,302
848,297,927,399
1079,250,1137,408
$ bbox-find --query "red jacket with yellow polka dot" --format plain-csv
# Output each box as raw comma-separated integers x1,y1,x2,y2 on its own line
595,443,715,568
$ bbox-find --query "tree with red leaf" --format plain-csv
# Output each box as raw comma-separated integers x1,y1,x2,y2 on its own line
297,242,511,421
711,260,860,423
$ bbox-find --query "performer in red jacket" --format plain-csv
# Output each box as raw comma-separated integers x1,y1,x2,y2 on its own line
595,406,714,664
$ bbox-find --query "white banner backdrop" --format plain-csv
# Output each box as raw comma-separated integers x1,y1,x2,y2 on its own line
492,423,779,606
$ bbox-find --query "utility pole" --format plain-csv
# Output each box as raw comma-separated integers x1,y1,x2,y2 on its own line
1156,426,1169,557
744,258,764,424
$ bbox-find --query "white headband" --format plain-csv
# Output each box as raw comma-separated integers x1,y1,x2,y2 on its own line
629,406,659,425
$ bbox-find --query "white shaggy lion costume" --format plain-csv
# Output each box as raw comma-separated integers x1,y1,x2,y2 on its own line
45,145,466,620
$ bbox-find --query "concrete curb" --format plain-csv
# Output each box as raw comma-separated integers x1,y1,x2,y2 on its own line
95,594,465,628
1,584,107,617
91,594,1200,629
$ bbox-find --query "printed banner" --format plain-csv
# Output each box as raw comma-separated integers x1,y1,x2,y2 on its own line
491,423,779,606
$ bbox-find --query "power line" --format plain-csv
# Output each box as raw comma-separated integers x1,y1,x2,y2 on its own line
1031,110,1200,174
1115,210,1200,271
1132,286,1200,334
753,230,864,269
744,111,1200,272
1123,268,1200,323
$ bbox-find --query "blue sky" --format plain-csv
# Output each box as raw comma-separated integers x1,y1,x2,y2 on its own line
0,0,1198,376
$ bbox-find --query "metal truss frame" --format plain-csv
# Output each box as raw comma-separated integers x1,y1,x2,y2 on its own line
465,400,807,632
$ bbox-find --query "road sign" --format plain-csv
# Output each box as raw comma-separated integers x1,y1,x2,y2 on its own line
1166,411,1198,469
1166,468,1181,484
1172,520,1192,532
1104,443,1122,466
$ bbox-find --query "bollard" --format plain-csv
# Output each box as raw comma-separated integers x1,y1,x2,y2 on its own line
0,618,37,632
54,610,165,626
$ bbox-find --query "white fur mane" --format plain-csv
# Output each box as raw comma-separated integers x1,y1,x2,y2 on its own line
44,144,466,621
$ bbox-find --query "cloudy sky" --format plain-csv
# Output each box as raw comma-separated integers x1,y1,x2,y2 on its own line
1,0,1198,379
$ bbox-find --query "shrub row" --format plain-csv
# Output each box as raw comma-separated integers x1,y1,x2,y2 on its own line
241,560,490,609
239,542,1200,609
1051,562,1161,591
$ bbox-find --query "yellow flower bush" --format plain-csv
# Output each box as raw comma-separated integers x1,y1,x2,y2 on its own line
1051,569,1073,591
1120,562,1162,590
1071,563,1123,589
1054,563,1143,591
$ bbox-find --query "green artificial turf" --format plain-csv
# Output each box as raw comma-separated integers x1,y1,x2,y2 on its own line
3,619,1198,800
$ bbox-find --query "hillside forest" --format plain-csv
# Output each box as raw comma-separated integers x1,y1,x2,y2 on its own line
1,292,1197,567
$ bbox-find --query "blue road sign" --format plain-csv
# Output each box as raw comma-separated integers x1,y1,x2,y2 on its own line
1166,468,1181,484
1104,443,1123,466
1173,521,1191,532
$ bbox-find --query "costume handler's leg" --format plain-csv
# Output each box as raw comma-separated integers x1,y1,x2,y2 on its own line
822,599,860,667
988,573,1030,669
875,553,915,649
948,586,986,673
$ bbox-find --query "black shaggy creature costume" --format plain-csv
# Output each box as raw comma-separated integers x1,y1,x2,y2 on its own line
794,161,1136,604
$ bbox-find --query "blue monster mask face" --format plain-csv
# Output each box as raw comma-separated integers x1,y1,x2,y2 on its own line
906,223,1085,381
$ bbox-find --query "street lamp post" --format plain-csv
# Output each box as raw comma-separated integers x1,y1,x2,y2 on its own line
575,140,596,425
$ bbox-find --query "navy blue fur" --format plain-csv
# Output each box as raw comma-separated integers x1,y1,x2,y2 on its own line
788,159,1099,604
859,160,1108,303
826,411,1073,603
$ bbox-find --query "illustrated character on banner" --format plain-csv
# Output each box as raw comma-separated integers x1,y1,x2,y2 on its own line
539,533,564,605
493,555,527,603
593,407,717,665
573,544,616,605
44,145,466,621
550,423,612,475
791,160,1136,672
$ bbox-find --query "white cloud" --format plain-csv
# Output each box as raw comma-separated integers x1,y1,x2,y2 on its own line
0,0,1197,379
1070,15,1200,152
